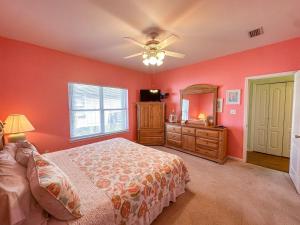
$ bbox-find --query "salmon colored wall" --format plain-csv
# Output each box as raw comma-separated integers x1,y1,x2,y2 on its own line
0,37,151,153
1,36,300,158
152,37,300,159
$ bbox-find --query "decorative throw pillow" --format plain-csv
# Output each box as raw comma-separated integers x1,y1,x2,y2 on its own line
27,151,82,221
15,142,37,167
0,150,46,225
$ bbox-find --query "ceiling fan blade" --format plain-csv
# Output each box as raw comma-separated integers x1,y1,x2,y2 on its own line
123,52,143,59
159,34,179,49
124,37,145,48
164,50,185,58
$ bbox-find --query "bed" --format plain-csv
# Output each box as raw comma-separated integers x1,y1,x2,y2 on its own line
0,137,190,225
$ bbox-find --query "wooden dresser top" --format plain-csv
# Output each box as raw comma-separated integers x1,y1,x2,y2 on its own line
165,122,227,131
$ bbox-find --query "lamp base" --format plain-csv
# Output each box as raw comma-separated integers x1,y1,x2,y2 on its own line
7,133,27,143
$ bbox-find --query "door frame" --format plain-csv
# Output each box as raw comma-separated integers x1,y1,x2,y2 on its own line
243,70,296,162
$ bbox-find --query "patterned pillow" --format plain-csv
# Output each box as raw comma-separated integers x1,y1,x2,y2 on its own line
27,151,82,220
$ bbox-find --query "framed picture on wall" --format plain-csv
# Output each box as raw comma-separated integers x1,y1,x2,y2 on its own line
217,98,223,112
226,89,241,105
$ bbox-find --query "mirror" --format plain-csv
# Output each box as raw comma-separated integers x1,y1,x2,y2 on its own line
180,84,218,126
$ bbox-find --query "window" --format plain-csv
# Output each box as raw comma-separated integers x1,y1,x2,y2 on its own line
68,83,128,140
182,99,189,121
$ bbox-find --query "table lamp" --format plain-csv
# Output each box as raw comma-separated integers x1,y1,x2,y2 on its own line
198,113,207,125
4,114,35,142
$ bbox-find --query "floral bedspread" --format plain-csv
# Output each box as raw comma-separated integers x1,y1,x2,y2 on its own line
66,138,190,225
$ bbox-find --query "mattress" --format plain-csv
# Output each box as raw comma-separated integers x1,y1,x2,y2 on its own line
45,138,190,225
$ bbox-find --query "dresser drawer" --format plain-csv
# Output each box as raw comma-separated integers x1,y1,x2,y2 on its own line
139,136,164,145
139,130,164,137
166,125,181,134
182,127,195,136
167,132,181,141
166,139,182,148
196,137,219,150
196,129,219,139
196,147,217,158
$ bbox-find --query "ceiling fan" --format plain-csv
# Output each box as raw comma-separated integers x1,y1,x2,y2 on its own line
124,32,185,66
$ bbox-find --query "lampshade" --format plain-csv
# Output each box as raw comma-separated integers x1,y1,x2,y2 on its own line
198,113,206,120
4,114,35,134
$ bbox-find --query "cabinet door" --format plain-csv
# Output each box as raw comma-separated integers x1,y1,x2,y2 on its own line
282,82,294,157
139,104,150,129
267,83,286,156
182,135,195,151
253,84,270,153
149,103,164,129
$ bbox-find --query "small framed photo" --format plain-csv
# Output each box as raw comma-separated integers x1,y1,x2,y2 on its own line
226,89,241,105
217,98,223,112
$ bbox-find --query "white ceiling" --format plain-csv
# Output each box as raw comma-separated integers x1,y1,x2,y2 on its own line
0,0,299,73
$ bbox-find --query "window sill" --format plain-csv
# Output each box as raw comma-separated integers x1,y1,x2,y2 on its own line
70,129,129,143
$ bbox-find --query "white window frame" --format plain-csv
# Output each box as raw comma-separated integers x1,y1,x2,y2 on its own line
182,99,189,121
68,82,129,141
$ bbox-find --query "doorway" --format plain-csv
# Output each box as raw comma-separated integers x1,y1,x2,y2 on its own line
246,74,294,172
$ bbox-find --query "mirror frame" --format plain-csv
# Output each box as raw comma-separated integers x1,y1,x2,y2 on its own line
180,84,218,126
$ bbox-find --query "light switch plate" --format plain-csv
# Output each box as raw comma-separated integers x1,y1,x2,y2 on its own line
230,109,236,115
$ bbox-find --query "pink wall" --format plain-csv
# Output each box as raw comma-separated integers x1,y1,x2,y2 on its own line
152,37,300,159
0,37,151,153
1,36,300,158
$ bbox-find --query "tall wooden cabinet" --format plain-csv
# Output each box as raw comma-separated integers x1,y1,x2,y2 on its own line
137,102,165,145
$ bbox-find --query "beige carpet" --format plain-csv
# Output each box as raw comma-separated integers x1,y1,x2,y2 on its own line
151,146,300,225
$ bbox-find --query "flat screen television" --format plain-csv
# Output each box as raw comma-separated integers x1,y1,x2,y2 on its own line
140,89,161,102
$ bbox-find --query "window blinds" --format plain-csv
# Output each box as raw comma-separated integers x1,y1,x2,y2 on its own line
69,83,128,139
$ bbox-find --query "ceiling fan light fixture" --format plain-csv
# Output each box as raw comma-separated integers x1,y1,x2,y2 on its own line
157,51,165,60
124,33,184,67
149,56,157,65
141,50,165,66
157,60,163,66
143,58,149,66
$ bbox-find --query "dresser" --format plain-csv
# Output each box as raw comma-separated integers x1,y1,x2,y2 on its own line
165,122,228,163
137,102,165,145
